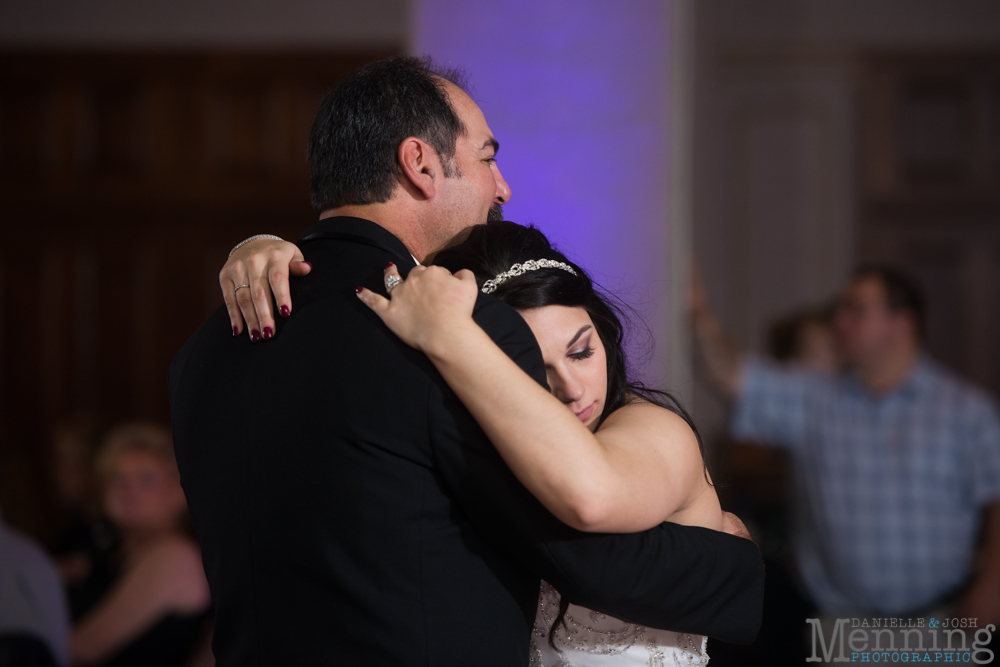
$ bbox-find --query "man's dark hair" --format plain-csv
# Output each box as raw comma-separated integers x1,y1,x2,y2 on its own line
853,264,926,339
307,56,469,214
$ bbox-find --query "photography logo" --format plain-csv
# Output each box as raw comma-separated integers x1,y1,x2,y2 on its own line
806,617,995,663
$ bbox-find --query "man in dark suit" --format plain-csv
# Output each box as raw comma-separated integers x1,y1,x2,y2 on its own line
170,56,764,666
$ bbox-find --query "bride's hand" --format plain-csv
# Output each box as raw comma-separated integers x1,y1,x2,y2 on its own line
220,237,312,341
356,263,479,355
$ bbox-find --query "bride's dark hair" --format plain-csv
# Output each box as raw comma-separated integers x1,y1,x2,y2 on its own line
433,220,707,649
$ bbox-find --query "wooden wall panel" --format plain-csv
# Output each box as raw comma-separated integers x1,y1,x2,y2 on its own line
858,52,1000,398
0,49,395,542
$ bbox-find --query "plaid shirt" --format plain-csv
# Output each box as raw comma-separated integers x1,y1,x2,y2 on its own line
731,355,1000,615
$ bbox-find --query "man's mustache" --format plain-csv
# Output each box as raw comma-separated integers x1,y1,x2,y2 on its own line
487,203,504,222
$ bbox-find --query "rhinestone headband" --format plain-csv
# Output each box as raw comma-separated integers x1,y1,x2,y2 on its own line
481,259,578,294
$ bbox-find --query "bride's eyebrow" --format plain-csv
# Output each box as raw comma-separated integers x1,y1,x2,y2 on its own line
566,326,592,349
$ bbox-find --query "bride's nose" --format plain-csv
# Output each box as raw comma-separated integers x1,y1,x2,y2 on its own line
550,368,585,405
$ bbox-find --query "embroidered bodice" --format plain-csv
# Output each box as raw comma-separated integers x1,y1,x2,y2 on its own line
529,581,710,667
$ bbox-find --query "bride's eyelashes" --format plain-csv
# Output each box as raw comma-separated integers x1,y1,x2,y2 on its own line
566,328,595,361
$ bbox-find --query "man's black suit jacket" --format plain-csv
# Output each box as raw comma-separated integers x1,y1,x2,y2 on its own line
169,217,764,666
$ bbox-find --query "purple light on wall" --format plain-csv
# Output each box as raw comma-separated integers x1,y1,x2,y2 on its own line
415,0,677,382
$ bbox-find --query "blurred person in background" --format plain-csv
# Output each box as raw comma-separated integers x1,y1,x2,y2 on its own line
725,303,839,565
720,303,839,552
69,423,210,667
766,303,839,376
693,264,1000,650
0,501,70,667
706,300,839,665
47,416,116,608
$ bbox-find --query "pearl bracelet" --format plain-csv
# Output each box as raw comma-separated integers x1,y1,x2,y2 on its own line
229,234,284,258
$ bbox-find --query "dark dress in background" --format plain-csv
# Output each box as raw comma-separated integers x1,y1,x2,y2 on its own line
72,558,209,667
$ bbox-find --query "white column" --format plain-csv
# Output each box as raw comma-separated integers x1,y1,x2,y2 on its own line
413,0,691,395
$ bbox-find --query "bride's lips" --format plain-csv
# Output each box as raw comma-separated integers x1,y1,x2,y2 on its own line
575,402,596,423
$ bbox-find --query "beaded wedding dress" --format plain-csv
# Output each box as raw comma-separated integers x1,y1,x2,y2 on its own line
529,581,710,667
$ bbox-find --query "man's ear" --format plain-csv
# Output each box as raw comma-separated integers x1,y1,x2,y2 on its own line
398,137,439,200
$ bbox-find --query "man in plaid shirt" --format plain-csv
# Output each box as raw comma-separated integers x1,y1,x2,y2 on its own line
693,265,1000,626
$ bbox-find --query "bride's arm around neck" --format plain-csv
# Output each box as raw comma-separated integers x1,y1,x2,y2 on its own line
357,268,723,535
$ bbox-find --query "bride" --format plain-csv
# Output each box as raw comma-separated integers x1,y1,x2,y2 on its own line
221,221,722,665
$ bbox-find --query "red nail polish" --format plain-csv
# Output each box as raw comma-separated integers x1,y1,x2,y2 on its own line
280,305,290,318
355,286,363,294
250,329,261,342
232,325,239,336
385,262,394,269
263,327,273,340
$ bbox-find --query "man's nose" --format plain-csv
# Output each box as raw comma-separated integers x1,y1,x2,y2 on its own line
494,166,511,204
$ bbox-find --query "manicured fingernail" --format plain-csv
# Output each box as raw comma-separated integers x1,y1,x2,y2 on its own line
303,261,313,269
232,325,239,336
385,262,394,269
263,327,273,340
279,305,290,318
250,329,261,342
355,286,363,294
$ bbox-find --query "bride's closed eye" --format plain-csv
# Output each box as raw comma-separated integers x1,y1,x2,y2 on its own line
566,325,594,361
567,327,595,361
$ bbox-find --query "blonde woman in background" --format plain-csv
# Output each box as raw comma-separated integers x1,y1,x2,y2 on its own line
70,423,210,667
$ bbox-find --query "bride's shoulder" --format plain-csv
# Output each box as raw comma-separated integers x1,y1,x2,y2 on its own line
601,396,694,436
599,399,705,483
